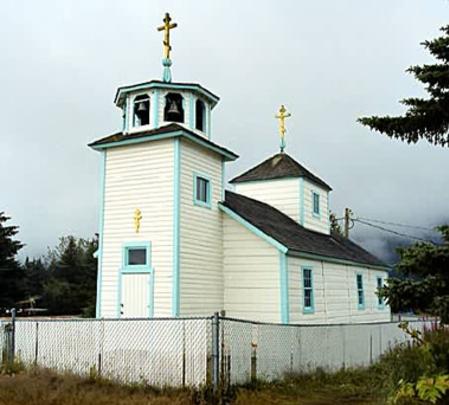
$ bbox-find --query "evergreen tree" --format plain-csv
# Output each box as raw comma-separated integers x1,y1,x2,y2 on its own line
0,212,24,309
359,25,449,147
381,225,449,323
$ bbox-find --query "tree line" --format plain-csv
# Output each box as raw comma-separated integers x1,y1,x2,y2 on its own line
0,212,97,317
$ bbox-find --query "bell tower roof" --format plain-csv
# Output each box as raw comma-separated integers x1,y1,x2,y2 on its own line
114,80,219,109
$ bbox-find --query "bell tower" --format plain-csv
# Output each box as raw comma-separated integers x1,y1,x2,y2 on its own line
113,13,218,140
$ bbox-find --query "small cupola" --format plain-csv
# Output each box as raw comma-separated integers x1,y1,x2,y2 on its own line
230,105,332,235
112,13,219,140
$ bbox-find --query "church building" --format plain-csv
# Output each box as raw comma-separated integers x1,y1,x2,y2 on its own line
89,14,390,324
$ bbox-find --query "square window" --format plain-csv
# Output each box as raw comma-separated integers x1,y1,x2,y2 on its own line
194,174,211,208
312,192,320,215
127,248,147,266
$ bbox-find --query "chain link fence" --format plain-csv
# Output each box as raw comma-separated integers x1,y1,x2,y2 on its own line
0,315,435,387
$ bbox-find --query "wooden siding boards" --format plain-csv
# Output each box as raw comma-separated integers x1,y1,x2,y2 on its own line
223,214,281,323
100,139,174,318
288,256,390,324
178,139,224,315
235,178,300,222
302,180,330,234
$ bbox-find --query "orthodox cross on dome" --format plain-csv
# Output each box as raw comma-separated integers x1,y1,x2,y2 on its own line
157,12,178,83
275,105,291,153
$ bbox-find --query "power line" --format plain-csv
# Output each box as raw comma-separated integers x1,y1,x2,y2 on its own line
356,217,436,232
354,219,435,243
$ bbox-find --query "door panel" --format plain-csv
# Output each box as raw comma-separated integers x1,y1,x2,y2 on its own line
121,273,150,318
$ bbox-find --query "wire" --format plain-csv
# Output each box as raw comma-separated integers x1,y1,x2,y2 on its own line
354,219,435,243
356,217,436,232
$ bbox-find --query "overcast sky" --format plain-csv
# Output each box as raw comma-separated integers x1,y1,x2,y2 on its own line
2,0,449,261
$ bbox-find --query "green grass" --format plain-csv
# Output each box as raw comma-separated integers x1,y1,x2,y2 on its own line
0,366,388,405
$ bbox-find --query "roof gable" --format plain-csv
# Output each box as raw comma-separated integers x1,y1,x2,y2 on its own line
221,191,387,269
88,123,238,161
230,153,332,191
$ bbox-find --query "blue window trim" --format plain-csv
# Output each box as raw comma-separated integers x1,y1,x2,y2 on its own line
117,241,154,318
301,266,315,314
377,276,385,309
122,241,152,272
312,191,320,218
356,273,365,310
193,172,212,209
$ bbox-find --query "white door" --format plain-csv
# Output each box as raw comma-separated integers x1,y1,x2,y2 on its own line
121,273,150,318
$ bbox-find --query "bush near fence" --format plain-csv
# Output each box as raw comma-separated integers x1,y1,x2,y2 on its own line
0,315,434,388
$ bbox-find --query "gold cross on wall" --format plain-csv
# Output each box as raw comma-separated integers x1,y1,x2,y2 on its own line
275,105,291,152
157,12,178,59
134,208,142,233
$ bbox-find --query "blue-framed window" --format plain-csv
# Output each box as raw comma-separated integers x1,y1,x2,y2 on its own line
193,173,212,208
312,192,320,216
302,267,314,313
122,242,151,272
356,273,365,309
376,277,385,308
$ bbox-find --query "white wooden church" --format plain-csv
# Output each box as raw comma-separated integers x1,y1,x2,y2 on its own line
89,14,390,324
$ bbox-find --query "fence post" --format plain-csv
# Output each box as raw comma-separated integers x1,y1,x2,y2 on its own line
34,322,39,365
10,308,16,365
211,312,220,390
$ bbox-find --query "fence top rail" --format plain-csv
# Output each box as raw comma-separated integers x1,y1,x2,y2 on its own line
218,315,437,328
13,316,214,323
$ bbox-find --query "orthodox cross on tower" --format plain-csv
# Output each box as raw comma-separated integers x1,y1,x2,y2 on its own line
157,12,178,83
275,105,291,153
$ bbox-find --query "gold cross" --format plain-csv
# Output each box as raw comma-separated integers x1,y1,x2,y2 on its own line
134,208,142,233
275,105,291,152
157,12,177,59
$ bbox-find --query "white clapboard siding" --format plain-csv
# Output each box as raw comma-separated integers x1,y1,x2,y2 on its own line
235,178,300,222
288,256,390,324
302,180,330,234
101,139,174,318
223,214,281,323
179,139,224,315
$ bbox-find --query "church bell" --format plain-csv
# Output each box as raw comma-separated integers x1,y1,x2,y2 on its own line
167,100,180,115
137,101,148,112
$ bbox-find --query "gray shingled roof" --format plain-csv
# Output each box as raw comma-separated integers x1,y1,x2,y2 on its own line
88,123,238,160
230,153,332,191
222,191,387,269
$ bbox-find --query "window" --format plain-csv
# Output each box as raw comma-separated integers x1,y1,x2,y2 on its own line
164,93,184,123
194,174,211,208
302,267,314,313
133,95,150,127
127,248,146,266
122,242,151,271
312,192,320,216
356,274,365,309
195,99,206,131
377,277,384,308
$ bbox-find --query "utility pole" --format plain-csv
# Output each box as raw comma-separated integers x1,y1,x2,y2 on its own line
344,208,353,238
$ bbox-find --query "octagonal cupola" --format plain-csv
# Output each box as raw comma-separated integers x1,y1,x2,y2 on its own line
114,13,219,140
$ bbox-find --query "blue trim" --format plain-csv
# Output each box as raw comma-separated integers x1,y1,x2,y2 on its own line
124,97,129,132
95,151,107,318
279,252,289,324
189,94,195,129
152,90,159,128
115,82,219,108
118,241,153,318
356,273,365,310
221,160,225,201
312,191,320,218
122,241,152,272
193,172,212,209
172,138,181,317
90,130,238,161
301,266,315,314
299,178,305,226
377,276,385,309
219,204,288,253
207,106,211,140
